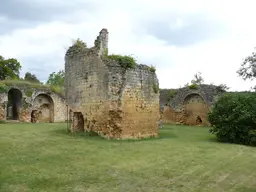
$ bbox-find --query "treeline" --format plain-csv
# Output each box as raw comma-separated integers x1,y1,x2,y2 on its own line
0,55,64,87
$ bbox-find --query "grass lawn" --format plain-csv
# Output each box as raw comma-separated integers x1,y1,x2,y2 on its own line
0,123,256,192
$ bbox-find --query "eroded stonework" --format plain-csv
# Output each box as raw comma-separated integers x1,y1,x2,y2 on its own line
160,85,224,126
65,29,160,139
0,86,66,123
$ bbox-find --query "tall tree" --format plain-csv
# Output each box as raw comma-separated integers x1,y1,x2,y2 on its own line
237,48,256,80
237,48,256,91
0,55,22,80
24,72,41,84
46,70,65,86
191,72,204,85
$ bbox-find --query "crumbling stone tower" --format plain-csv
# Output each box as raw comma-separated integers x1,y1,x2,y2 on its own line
65,29,160,139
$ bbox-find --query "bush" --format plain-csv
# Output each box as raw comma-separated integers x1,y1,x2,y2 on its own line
188,83,198,89
149,65,156,73
107,54,136,69
208,92,256,146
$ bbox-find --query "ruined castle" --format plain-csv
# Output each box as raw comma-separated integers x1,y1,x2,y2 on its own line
0,28,225,138
65,29,160,139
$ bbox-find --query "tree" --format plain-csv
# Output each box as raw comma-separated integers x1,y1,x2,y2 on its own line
237,48,256,81
24,72,41,83
0,55,22,80
208,92,256,146
46,70,65,86
191,72,204,85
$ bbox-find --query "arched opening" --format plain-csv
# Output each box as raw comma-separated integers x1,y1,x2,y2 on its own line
183,93,208,125
31,110,38,123
72,112,84,131
32,94,54,123
196,116,202,124
7,88,22,120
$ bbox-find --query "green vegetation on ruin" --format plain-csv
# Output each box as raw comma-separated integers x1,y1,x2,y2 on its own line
106,54,137,69
152,82,159,93
72,38,87,49
0,80,64,97
149,65,156,73
0,123,255,192
169,90,177,98
188,83,198,89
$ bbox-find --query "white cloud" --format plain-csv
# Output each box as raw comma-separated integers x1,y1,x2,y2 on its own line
0,0,256,91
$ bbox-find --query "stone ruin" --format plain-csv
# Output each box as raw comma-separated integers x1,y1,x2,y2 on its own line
65,29,160,139
0,84,66,123
160,84,225,126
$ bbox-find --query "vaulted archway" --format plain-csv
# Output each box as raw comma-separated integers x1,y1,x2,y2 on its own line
32,94,54,123
7,88,22,120
183,93,208,125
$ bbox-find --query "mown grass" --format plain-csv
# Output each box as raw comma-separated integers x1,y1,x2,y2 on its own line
0,123,255,192
0,79,64,97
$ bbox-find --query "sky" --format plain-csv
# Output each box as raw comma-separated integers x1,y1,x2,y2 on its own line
0,0,256,91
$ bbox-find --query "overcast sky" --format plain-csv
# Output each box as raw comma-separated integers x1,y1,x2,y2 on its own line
0,0,255,91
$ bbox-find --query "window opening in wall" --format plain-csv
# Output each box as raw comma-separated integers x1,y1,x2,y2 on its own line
7,88,22,120
196,116,202,124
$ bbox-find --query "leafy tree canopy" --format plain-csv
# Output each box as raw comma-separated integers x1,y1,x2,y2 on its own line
24,72,41,84
237,48,256,80
0,55,22,80
46,70,65,86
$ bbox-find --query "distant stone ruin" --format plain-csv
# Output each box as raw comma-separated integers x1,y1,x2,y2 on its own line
0,83,66,123
160,84,224,126
65,29,160,139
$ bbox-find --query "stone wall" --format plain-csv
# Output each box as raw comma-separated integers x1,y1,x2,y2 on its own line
65,29,160,139
160,84,224,126
0,85,67,123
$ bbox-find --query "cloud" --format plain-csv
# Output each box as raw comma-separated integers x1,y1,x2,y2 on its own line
0,0,256,91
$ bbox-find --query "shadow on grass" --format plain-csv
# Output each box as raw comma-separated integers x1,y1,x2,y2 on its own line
51,127,177,143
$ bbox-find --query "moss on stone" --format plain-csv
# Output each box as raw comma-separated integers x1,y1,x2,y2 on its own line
0,82,8,93
25,89,33,97
152,83,159,93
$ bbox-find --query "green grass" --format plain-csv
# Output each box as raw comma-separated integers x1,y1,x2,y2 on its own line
0,123,255,192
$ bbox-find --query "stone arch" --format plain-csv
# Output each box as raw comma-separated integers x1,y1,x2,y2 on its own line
32,94,54,123
72,112,84,131
183,93,209,125
7,88,22,120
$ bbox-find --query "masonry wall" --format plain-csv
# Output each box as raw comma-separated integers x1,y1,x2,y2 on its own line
65,29,160,139
107,64,159,138
160,85,224,126
0,86,66,122
65,47,111,135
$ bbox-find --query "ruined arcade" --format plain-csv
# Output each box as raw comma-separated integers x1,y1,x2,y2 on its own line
65,29,160,139
160,84,224,126
0,83,67,123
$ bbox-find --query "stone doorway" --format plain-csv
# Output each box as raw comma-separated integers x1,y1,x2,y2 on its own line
183,94,208,125
32,94,54,123
72,112,84,131
7,88,22,120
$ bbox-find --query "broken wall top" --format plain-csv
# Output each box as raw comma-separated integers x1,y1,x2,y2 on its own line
160,84,226,110
0,80,65,99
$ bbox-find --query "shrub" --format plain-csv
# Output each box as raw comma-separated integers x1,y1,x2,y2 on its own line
188,83,198,89
0,82,8,93
149,65,156,73
208,92,256,146
107,54,136,69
